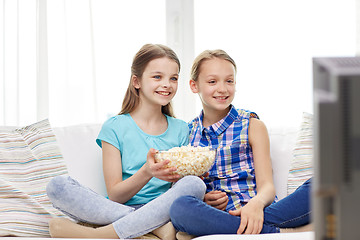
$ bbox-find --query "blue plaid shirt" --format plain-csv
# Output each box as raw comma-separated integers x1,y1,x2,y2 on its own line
188,105,259,211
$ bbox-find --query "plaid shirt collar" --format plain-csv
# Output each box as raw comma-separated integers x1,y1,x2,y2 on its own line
198,105,239,137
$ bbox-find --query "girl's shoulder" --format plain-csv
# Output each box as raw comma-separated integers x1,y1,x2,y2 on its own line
234,108,259,121
96,114,131,148
165,115,189,132
102,114,131,130
165,115,188,130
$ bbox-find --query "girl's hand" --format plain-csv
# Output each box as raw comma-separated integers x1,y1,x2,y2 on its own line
199,172,209,180
204,191,229,211
145,148,180,182
229,199,264,234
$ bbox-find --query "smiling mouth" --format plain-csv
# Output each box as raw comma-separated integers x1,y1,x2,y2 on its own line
214,96,228,100
157,91,171,96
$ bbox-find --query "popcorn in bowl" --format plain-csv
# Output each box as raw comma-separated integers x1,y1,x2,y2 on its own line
154,145,216,177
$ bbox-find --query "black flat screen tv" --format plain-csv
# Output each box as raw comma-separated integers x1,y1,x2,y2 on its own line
313,57,360,240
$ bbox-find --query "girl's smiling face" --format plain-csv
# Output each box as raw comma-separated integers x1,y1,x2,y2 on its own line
133,57,179,107
190,57,236,113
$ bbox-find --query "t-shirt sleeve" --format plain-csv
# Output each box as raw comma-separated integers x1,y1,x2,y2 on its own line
96,117,121,151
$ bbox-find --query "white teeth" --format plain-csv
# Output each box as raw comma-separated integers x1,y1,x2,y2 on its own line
215,96,227,99
158,92,170,96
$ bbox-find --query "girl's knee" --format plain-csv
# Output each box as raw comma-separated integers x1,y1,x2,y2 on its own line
46,175,71,200
179,176,206,199
170,196,194,221
173,195,195,208
170,196,202,232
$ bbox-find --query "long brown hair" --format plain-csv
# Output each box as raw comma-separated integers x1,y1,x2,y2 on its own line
191,49,237,82
119,44,180,117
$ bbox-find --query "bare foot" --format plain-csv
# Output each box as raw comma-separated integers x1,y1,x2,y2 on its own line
151,222,176,240
176,231,196,240
49,218,118,238
280,223,313,233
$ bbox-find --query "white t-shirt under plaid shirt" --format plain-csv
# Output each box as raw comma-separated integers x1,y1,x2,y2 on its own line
188,105,259,211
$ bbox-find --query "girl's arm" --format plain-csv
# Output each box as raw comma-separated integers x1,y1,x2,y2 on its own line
102,141,179,204
229,118,276,234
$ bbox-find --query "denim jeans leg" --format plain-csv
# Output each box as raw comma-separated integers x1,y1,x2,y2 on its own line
170,195,278,236
46,175,134,225
112,176,206,239
170,179,311,236
171,195,240,236
263,178,311,228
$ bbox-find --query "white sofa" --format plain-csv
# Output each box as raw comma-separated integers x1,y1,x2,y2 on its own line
53,123,297,201
1,121,314,240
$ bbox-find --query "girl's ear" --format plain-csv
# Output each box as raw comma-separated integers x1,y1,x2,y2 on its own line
132,75,141,89
189,79,199,93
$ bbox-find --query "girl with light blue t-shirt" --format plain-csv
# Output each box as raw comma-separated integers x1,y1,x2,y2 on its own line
46,44,206,239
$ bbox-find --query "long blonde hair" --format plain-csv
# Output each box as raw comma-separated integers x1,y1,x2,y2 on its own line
119,44,180,117
191,49,237,82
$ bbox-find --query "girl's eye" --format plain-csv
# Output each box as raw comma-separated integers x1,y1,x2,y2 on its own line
227,79,234,84
208,80,216,84
171,77,178,81
153,75,161,79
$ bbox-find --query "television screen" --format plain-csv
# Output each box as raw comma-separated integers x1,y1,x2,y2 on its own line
313,57,360,240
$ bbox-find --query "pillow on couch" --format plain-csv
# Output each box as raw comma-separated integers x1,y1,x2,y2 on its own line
0,119,68,237
287,112,313,195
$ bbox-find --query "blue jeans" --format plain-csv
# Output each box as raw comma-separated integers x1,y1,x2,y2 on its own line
170,178,311,236
46,175,206,239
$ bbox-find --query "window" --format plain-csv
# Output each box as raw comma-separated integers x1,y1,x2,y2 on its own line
194,0,356,126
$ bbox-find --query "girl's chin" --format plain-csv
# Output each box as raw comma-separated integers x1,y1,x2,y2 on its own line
205,104,231,112
158,99,173,106
212,99,231,107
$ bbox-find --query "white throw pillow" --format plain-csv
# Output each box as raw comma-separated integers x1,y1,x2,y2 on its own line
0,119,67,237
287,112,313,195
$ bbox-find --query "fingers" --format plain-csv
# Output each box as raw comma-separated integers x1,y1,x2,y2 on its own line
147,148,158,161
146,148,180,182
244,219,254,234
228,208,241,216
216,198,229,211
204,191,225,201
257,220,263,234
151,158,171,171
153,164,180,182
158,174,180,182
204,191,228,210
230,208,263,234
237,215,247,234
243,219,262,234
199,172,209,180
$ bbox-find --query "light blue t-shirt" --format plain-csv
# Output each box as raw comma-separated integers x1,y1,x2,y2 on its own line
96,113,189,205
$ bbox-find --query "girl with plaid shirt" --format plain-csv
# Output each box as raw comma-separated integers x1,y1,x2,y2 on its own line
170,49,311,236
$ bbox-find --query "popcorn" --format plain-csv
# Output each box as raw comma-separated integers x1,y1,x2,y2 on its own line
155,145,216,177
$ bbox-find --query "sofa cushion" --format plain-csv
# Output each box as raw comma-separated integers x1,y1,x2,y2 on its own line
287,112,313,195
53,124,105,196
268,126,298,199
0,119,67,237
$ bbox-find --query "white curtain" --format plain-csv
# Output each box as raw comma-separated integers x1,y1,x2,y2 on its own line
1,0,167,127
1,0,37,126
1,0,359,127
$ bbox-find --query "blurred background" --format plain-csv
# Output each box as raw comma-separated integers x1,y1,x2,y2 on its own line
1,0,359,127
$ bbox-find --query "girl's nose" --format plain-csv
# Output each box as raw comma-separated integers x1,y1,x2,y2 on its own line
217,82,227,92
162,79,170,88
